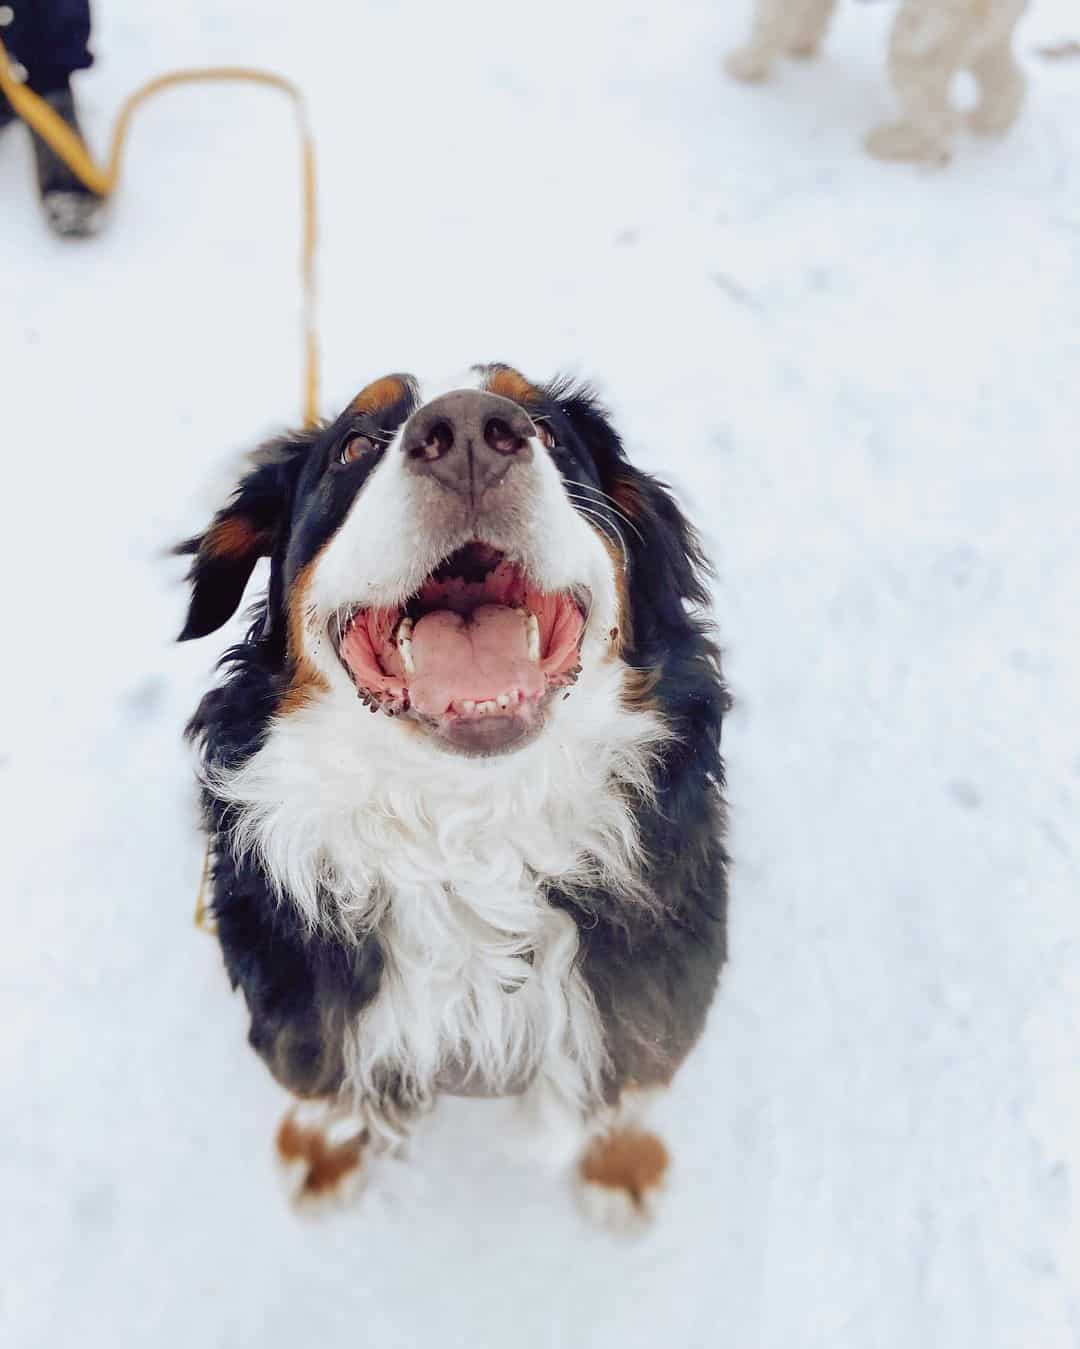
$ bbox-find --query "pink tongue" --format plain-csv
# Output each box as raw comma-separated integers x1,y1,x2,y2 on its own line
408,604,546,717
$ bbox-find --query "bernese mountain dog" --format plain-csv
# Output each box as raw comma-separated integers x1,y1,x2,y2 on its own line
179,363,729,1225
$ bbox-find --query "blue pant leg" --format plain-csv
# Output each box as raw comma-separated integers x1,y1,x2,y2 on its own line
6,0,95,93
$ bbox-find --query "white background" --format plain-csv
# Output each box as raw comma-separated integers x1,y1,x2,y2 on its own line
2,2,1078,1345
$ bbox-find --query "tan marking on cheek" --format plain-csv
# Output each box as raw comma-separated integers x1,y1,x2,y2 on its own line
622,664,662,711
202,516,271,561
591,527,632,656
592,477,668,712
277,554,331,716
610,473,648,523
484,366,540,406
276,1114,366,1200
587,521,662,711
580,1128,669,1209
348,374,408,417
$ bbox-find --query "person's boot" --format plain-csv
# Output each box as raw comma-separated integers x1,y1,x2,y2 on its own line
29,82,105,239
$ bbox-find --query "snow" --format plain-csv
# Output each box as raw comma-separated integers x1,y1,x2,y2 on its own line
2,0,1079,1344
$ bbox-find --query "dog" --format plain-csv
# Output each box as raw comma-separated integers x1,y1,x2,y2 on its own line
178,364,730,1223
726,0,1028,162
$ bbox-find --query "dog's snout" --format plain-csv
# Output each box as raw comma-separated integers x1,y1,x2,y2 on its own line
403,390,535,500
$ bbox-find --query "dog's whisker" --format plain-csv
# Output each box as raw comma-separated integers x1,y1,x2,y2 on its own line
565,480,647,546
565,487,643,548
564,495,631,571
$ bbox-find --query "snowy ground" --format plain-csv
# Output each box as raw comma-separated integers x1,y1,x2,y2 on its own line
2,1,1079,1345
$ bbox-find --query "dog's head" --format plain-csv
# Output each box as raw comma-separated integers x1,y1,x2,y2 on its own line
179,364,718,761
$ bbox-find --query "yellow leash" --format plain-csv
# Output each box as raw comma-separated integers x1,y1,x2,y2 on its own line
0,38,321,430
193,839,214,935
1,38,325,933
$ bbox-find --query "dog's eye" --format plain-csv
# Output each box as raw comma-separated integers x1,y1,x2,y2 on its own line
339,433,380,465
536,423,557,450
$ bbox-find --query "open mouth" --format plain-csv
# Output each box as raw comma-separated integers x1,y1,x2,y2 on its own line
331,543,588,754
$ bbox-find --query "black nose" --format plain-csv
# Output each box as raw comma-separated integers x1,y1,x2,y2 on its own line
401,390,536,501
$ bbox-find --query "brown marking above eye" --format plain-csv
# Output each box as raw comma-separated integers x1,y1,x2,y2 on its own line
339,433,380,465
348,373,410,417
483,365,540,406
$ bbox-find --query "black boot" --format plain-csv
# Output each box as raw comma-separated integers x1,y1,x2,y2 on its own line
30,82,105,239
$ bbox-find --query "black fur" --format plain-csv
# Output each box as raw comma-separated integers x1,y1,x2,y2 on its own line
529,382,730,1093
182,371,729,1107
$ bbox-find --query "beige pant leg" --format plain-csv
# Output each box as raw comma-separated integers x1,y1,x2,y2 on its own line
968,4,1027,136
726,0,804,82
865,0,978,162
788,0,840,58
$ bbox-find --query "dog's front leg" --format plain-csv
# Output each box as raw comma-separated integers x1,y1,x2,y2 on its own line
275,1098,370,1212
577,1086,671,1230
562,875,727,1230
210,855,388,1208
514,1071,672,1231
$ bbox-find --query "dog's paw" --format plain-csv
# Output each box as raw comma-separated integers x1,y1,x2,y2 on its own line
724,47,776,83
275,1105,368,1215
865,121,951,164
577,1128,668,1233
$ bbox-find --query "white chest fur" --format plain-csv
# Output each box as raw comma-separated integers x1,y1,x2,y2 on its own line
347,870,605,1131
210,659,665,1129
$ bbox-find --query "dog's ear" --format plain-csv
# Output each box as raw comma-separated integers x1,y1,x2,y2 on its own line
175,431,316,641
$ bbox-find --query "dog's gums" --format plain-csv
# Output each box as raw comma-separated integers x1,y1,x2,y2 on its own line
332,542,588,754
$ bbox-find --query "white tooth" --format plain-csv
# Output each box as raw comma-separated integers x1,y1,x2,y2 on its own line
396,618,415,674
482,700,496,714
463,699,476,714
525,612,541,663
497,693,510,709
